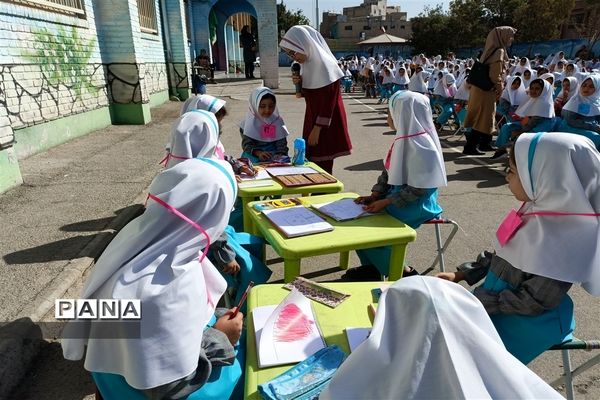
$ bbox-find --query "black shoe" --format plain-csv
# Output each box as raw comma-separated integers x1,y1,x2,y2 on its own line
462,145,485,155
478,143,497,152
490,148,508,160
403,266,420,277
342,264,382,281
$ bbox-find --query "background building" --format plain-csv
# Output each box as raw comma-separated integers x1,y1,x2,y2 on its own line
319,0,411,55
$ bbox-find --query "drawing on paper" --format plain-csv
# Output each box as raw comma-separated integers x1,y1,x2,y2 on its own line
274,303,315,342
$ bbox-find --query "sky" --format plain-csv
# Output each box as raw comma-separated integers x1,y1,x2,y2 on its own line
286,0,451,27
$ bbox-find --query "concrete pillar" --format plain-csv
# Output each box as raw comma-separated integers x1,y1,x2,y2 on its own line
163,0,192,100
251,0,278,88
0,110,22,192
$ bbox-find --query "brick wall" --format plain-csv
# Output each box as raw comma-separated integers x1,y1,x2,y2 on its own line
0,0,109,132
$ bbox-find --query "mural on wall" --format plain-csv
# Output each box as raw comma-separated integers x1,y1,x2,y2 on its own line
106,63,168,104
0,26,108,130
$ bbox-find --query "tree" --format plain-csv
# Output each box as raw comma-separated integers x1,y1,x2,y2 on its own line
571,0,600,58
448,0,490,48
513,0,575,42
410,6,455,55
278,2,310,38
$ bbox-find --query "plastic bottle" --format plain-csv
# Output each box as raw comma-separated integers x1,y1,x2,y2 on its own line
293,138,306,166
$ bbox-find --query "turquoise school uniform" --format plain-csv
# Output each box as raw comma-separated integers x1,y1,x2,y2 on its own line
92,323,246,400
221,225,271,312
481,271,575,364
357,187,442,276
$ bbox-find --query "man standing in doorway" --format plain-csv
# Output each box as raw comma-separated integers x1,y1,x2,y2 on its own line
240,25,257,79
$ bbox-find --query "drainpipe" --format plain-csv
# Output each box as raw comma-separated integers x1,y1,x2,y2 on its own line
187,0,196,62
159,0,178,98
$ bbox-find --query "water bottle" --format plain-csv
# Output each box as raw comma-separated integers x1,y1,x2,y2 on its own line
293,138,306,165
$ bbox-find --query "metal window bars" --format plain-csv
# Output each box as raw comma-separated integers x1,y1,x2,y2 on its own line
137,0,158,34
8,0,85,15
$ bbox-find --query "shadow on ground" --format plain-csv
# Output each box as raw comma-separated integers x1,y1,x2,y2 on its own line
345,159,383,172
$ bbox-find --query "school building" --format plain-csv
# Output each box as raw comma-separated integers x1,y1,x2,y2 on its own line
0,0,278,193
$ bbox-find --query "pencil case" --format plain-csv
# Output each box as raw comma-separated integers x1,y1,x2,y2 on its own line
258,345,346,400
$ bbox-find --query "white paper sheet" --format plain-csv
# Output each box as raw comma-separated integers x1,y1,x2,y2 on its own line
238,169,271,181
265,166,319,176
238,179,274,189
254,289,325,368
345,327,371,352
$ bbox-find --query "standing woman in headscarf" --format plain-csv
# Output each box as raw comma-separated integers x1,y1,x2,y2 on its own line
463,26,517,155
239,25,257,79
280,25,352,173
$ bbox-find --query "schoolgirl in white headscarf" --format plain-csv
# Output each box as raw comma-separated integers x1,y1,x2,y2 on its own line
499,76,527,113
163,110,219,168
554,76,579,116
393,66,410,89
321,277,564,400
408,67,428,93
515,78,555,119
493,79,556,156
240,86,290,163
178,94,228,160
511,57,531,76
437,132,600,363
522,68,536,88
558,75,600,148
346,91,446,280
63,158,245,399
279,25,352,173
279,25,344,89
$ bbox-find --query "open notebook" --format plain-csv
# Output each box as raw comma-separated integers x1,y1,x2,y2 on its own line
313,198,377,222
262,206,334,238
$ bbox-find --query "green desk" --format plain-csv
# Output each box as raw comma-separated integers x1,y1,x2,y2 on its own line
237,162,344,232
244,282,381,400
246,193,417,282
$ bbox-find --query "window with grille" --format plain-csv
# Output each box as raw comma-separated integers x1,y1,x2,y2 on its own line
6,0,85,16
137,0,158,34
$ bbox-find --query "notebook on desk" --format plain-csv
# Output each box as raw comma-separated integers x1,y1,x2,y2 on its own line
262,206,334,238
312,198,377,222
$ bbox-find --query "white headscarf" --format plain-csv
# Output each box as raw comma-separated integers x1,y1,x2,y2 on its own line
320,276,563,400
180,94,226,116
386,91,447,188
381,67,395,84
180,95,227,159
515,79,555,118
496,132,600,295
539,72,555,86
454,79,471,101
556,76,579,105
279,25,344,89
408,70,428,93
166,110,219,168
241,86,290,142
511,57,531,76
433,73,456,98
562,75,600,117
501,76,528,106
522,68,537,88
393,67,410,85
62,158,237,389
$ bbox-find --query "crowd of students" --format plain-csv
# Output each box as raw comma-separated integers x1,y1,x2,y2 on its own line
338,43,600,159
59,24,600,399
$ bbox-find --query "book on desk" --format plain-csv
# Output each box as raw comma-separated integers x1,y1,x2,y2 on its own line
262,206,334,238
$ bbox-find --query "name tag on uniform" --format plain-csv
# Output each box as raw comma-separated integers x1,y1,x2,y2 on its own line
262,124,276,139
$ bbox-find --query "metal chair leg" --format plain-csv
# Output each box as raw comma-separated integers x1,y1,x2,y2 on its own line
434,224,445,272
562,349,575,400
